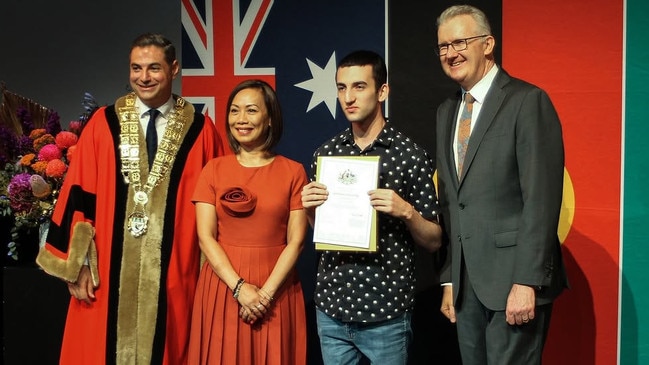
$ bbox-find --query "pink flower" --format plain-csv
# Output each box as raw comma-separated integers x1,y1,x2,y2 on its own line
55,131,78,150
38,144,62,162
69,121,83,134
45,159,67,178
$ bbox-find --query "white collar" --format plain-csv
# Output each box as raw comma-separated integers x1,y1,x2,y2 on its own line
462,65,499,104
136,96,174,118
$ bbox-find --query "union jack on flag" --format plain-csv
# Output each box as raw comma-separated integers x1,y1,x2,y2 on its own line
181,0,387,164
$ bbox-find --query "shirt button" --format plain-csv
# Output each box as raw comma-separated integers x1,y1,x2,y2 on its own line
346,283,352,288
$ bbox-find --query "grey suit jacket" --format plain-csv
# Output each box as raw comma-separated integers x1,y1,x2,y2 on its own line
436,68,568,311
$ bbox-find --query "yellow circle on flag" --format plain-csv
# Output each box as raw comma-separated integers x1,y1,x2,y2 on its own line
559,168,575,243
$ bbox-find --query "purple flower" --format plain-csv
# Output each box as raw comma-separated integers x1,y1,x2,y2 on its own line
17,135,33,156
0,125,19,165
16,106,34,135
7,172,33,213
45,110,62,136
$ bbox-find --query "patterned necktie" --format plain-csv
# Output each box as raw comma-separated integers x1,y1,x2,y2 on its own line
146,109,160,170
456,92,475,177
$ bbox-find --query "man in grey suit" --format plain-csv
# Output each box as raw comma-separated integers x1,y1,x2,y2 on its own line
434,5,569,365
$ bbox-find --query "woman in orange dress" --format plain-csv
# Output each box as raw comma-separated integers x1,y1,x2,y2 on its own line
188,79,308,364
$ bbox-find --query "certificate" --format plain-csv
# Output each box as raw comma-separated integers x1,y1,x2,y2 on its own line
313,156,379,251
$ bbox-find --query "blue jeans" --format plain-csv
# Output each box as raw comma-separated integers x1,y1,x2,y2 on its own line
316,308,412,365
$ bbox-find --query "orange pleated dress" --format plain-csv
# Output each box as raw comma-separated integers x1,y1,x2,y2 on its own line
188,154,308,365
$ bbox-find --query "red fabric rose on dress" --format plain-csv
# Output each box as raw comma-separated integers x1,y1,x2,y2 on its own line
220,186,257,217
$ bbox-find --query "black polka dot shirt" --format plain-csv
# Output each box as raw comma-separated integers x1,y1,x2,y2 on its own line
310,123,439,323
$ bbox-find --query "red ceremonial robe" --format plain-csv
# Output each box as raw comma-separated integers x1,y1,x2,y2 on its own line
37,94,223,364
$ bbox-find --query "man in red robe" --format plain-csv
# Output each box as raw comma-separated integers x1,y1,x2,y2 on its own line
36,33,224,364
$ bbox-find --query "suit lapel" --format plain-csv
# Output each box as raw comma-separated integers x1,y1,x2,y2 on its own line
459,70,511,186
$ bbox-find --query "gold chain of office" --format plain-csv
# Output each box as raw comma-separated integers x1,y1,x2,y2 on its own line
117,93,187,237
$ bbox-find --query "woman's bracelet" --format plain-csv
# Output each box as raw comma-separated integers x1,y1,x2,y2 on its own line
232,278,245,299
258,288,274,302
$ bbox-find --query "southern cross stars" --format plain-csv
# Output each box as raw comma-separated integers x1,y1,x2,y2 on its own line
294,52,337,118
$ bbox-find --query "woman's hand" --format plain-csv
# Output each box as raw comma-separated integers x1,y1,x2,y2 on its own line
237,283,270,324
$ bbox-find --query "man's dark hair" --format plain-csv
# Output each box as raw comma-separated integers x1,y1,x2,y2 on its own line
131,33,176,66
337,50,387,91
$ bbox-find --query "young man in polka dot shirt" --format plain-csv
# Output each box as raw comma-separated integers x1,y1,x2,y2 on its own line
301,50,443,365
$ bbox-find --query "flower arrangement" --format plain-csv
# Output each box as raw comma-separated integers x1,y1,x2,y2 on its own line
0,89,98,262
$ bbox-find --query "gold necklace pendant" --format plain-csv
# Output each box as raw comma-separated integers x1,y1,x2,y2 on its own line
134,191,149,205
127,211,149,237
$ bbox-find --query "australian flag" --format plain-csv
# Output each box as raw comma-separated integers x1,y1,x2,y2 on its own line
181,0,387,167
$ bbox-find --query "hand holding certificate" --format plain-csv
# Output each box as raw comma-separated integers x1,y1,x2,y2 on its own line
313,156,379,251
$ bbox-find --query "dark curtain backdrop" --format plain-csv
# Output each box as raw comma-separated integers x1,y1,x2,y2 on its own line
0,0,181,125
